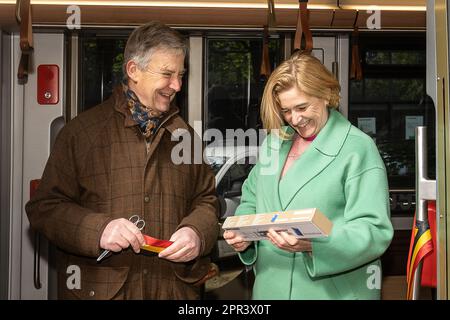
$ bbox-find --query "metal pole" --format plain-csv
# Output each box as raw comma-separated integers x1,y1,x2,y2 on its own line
412,126,436,299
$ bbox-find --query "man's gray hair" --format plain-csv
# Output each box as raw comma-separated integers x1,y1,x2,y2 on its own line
123,21,188,80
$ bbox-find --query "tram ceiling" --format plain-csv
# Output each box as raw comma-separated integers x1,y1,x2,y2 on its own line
0,0,426,30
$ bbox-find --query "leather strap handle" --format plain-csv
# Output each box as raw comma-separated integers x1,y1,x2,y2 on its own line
260,0,276,78
17,0,33,84
294,0,313,53
350,11,363,80
260,26,272,78
19,0,33,52
267,0,276,29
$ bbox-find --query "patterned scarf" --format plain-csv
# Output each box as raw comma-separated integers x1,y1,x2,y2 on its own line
122,82,164,138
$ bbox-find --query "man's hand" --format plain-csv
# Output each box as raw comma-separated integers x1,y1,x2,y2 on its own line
158,227,201,262
100,218,145,253
223,230,251,252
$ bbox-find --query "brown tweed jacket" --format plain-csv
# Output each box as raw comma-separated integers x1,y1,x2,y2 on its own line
25,87,219,299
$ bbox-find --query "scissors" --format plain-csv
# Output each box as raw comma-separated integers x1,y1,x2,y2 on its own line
97,215,146,262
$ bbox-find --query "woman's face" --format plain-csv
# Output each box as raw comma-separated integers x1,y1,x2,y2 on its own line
278,86,329,138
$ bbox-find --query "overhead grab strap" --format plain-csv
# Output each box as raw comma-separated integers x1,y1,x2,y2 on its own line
260,26,271,78
293,0,313,54
350,11,363,80
16,0,34,84
260,0,276,78
267,0,276,31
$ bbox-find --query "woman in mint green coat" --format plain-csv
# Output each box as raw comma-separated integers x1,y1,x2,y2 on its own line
224,52,394,300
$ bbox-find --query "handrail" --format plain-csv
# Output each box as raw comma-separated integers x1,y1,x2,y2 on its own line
409,126,436,299
33,231,42,289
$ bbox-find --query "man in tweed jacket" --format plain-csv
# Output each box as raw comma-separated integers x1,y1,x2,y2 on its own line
25,21,219,299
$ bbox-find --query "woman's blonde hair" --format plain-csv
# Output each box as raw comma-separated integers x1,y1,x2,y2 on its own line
261,52,341,137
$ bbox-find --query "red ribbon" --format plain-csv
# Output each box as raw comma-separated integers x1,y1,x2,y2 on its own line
141,234,173,253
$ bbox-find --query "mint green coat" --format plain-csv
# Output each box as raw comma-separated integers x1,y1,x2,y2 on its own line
237,109,394,300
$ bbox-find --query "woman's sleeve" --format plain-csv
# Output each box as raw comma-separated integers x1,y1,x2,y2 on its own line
303,166,394,277
235,162,259,216
235,162,260,265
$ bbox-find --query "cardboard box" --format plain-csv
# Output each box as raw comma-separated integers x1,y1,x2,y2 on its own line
222,208,333,241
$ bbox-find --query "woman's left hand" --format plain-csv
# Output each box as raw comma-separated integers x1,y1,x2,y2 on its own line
267,228,312,253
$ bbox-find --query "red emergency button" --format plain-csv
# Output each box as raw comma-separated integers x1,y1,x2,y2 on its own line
37,64,59,105
30,179,41,199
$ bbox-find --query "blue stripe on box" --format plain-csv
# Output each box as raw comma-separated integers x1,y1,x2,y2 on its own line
271,214,278,222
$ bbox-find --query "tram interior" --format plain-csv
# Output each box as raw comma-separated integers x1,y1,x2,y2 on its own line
0,0,436,300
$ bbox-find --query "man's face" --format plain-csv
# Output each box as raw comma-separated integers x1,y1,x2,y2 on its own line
128,49,185,113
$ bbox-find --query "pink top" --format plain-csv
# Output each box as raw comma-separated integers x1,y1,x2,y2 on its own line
280,134,316,178
304,134,317,142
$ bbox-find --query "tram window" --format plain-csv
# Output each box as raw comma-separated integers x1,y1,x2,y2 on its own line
348,34,435,195
217,159,255,198
365,50,426,65
205,37,284,136
80,37,127,111
79,34,188,120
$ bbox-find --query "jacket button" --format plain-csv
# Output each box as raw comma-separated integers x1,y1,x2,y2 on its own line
89,290,95,297
144,196,150,203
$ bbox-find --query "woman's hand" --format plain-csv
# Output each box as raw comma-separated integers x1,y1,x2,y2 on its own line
223,230,251,252
267,228,312,253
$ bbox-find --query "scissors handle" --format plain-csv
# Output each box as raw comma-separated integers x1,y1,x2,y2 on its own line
97,215,145,263
129,214,145,230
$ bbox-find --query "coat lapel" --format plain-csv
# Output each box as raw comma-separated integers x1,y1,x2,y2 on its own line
278,109,352,210
258,129,292,211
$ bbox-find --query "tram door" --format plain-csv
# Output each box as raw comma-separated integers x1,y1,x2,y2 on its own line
1,32,65,299
345,30,434,299
428,0,450,300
